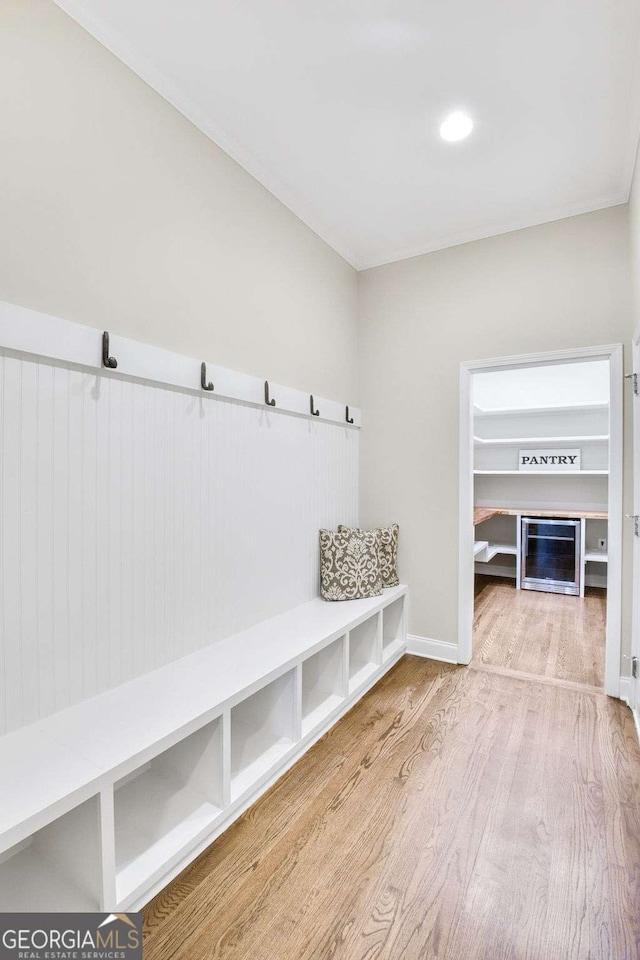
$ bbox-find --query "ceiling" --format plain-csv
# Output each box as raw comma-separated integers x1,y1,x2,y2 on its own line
54,0,640,270
473,361,610,411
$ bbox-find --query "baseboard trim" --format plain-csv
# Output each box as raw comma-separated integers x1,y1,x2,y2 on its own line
407,634,458,664
475,566,607,589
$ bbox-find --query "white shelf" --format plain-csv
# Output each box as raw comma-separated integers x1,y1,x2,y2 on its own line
382,598,405,654
349,662,379,693
301,694,345,738
115,771,222,904
301,637,346,738
0,585,408,912
0,796,102,911
231,671,296,802
230,734,294,800
585,550,608,563
475,541,518,562
474,435,608,445
382,637,405,663
348,615,380,693
114,717,224,903
474,539,489,558
474,470,608,476
0,844,97,911
486,543,517,561
473,402,608,417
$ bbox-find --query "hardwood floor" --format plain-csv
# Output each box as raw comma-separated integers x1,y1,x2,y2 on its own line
142,656,640,960
474,576,606,688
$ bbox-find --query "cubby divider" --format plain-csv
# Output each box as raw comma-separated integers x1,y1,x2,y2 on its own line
301,636,347,737
114,716,225,904
231,670,297,801
0,795,103,911
348,614,381,692
382,597,406,660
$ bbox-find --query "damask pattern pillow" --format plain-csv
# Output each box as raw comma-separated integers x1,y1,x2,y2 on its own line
319,529,382,601
339,523,399,588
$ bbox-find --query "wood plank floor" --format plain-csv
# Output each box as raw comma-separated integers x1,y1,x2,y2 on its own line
474,576,606,688
142,656,640,960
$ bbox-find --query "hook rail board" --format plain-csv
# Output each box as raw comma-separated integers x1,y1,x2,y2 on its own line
0,301,361,428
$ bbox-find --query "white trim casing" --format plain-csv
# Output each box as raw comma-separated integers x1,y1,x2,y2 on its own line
619,676,633,706
605,345,623,698
407,635,459,664
458,361,475,665
631,707,640,745
459,344,624,697
629,333,640,712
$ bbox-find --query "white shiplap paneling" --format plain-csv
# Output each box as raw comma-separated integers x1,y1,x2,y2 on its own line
0,354,358,734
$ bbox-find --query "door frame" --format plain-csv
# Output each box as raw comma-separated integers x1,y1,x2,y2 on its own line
458,343,623,698
631,331,640,712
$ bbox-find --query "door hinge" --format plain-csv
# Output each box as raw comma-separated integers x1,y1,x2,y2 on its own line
632,657,638,680
626,514,640,537
625,372,638,395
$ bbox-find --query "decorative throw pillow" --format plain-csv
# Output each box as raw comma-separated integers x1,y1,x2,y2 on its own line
339,523,399,588
319,529,382,601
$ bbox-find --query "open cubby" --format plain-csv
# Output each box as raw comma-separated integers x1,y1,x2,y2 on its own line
0,796,102,911
0,584,406,913
231,670,296,800
382,598,405,659
114,717,224,904
301,637,346,737
348,615,380,692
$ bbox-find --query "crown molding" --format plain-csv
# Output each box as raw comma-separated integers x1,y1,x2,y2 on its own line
357,195,629,271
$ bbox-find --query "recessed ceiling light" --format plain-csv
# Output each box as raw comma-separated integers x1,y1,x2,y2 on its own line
439,111,474,142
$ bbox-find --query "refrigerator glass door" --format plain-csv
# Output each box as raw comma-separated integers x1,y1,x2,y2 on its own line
521,518,581,596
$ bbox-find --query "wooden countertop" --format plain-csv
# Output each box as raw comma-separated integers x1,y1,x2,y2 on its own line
474,506,607,525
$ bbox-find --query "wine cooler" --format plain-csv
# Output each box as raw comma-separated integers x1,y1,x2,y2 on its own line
520,517,582,596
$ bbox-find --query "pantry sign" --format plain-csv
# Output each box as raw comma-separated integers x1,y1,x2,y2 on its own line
518,448,581,472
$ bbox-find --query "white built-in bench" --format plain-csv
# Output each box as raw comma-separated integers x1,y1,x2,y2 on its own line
0,586,407,912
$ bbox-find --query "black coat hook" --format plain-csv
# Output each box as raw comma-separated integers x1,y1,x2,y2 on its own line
102,331,117,369
346,405,354,424
310,395,320,416
264,380,276,406
201,362,214,391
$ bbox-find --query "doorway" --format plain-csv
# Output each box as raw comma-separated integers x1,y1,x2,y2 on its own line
458,345,623,697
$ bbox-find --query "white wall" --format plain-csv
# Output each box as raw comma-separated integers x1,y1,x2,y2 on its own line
0,349,358,735
0,0,358,403
0,0,362,734
358,206,633,657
